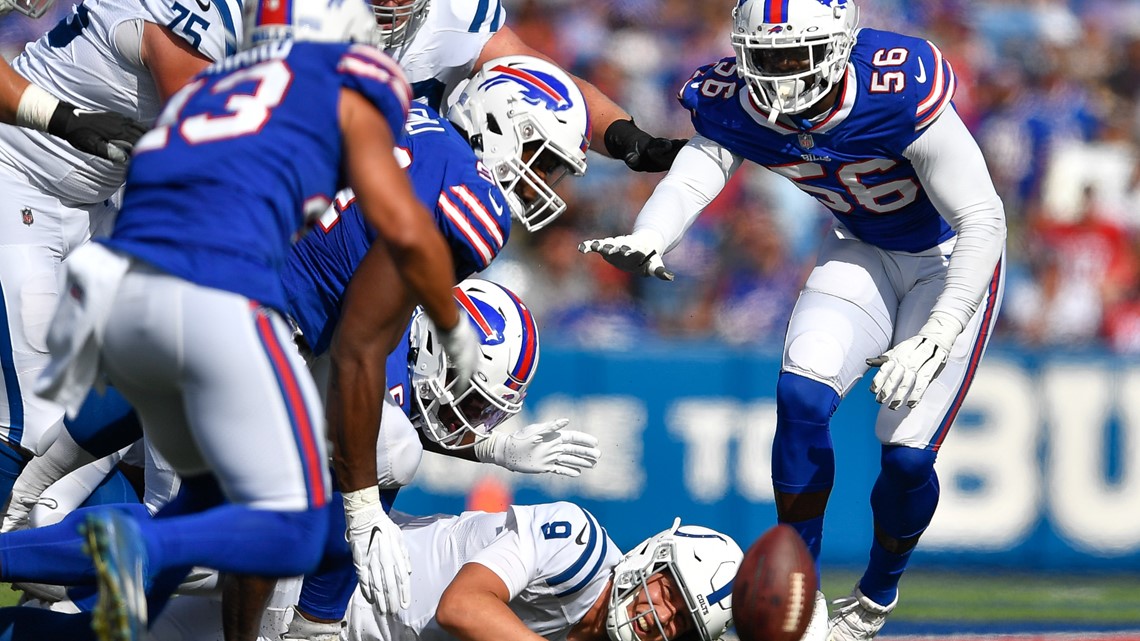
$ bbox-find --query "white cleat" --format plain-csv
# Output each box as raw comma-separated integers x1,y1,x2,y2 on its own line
282,606,344,641
799,590,828,641
826,584,896,641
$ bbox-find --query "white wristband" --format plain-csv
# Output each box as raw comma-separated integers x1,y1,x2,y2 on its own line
15,83,60,132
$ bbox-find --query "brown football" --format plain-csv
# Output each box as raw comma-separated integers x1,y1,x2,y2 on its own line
731,524,817,641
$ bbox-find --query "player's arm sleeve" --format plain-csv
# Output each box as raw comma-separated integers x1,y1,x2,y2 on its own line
436,181,511,278
912,40,956,133
141,0,242,59
632,134,743,253
466,507,541,599
903,106,1006,328
340,45,413,140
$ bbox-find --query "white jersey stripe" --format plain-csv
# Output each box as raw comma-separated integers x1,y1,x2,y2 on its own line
439,193,493,266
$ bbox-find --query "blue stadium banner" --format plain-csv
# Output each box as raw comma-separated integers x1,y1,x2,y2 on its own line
396,343,1140,572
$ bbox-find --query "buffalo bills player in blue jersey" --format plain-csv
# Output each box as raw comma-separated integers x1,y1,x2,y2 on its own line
582,1,1006,639
17,0,479,638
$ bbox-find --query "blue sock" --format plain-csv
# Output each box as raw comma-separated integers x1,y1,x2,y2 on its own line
0,439,27,507
65,388,142,459
0,608,94,641
0,502,149,584
298,492,355,620
859,445,939,606
772,372,839,585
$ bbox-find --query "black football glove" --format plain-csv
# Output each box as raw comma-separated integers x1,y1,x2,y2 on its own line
47,102,148,164
603,119,687,173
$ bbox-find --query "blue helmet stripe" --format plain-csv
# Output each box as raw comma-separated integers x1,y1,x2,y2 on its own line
708,579,733,606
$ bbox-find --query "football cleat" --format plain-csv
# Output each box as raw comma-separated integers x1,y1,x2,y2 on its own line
800,590,828,641
82,510,148,641
826,584,896,641
283,606,344,641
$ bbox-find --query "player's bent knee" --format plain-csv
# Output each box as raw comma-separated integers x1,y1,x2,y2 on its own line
880,444,937,487
271,507,331,575
776,372,840,426
784,330,846,384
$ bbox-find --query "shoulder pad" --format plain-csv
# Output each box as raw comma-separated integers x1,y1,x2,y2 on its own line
433,0,506,33
142,0,243,59
677,57,741,113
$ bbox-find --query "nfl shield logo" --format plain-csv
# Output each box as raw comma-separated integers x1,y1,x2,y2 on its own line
20,207,32,226
798,132,815,149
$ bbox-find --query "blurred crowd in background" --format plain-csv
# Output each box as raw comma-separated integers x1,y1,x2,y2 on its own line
7,0,1140,352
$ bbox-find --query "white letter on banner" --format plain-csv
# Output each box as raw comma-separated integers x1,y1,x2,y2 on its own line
537,395,646,500
924,360,1040,550
738,401,778,502
667,399,738,502
1047,364,1140,553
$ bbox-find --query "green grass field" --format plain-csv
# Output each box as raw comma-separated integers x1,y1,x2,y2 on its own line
823,569,1140,626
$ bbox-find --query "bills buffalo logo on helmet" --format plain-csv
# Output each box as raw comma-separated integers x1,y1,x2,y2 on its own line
481,65,574,112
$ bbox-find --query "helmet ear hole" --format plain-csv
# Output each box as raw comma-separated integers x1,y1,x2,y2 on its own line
485,114,503,136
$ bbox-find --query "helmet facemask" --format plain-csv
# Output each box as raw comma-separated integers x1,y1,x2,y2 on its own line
731,0,858,116
0,0,56,19
606,520,742,641
486,126,584,233
371,0,430,49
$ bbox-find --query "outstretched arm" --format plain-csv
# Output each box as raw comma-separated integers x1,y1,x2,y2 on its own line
476,25,686,172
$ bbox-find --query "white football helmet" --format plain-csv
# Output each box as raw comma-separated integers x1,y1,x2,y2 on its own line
448,55,589,232
243,0,378,49
371,0,430,49
409,279,539,450
731,0,859,116
606,520,742,641
0,0,56,19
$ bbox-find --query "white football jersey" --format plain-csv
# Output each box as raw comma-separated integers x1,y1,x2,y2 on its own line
0,0,242,206
386,0,504,110
345,502,621,641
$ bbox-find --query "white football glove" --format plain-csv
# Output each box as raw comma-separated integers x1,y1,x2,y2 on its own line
436,312,479,398
343,487,411,615
578,229,674,281
868,312,964,410
474,418,601,477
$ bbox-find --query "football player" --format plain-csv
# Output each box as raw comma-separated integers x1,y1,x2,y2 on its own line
371,0,685,173
144,506,742,641
26,0,478,637
580,0,1006,639
0,0,241,511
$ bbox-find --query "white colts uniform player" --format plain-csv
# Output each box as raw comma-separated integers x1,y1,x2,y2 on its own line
385,0,505,110
0,0,241,459
142,502,618,641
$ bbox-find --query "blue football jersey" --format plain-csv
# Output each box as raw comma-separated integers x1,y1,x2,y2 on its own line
679,29,958,252
386,324,413,416
283,104,511,357
104,40,412,313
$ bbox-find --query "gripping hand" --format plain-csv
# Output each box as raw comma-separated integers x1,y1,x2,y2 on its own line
47,102,147,163
343,487,411,615
868,312,963,410
474,418,600,477
578,230,673,281
603,119,688,172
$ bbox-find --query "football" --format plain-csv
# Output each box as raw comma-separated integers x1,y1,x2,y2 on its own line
731,524,817,641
